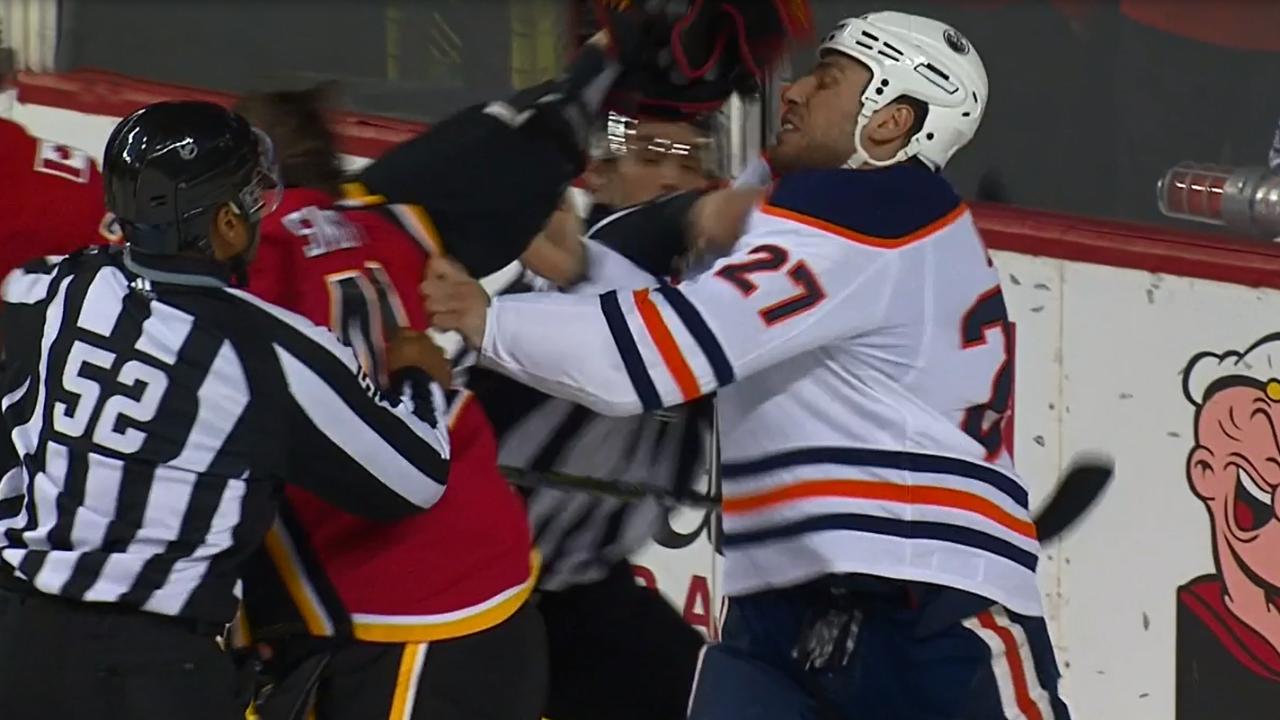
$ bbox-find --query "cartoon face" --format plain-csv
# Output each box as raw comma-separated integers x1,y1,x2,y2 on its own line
1188,383,1280,590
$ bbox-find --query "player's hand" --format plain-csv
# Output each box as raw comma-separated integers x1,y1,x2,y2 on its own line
688,187,764,259
522,201,586,286
422,257,490,349
386,328,452,388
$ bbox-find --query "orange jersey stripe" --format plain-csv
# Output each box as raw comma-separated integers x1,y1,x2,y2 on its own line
633,288,701,402
759,203,968,249
978,611,1045,720
722,479,1036,540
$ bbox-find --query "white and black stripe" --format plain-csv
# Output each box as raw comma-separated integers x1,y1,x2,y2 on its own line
473,373,710,592
0,247,450,625
469,222,711,591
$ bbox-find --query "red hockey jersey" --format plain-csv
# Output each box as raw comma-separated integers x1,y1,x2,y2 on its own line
0,118,118,277
245,187,536,643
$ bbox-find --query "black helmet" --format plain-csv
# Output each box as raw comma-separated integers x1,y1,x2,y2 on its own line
103,100,281,256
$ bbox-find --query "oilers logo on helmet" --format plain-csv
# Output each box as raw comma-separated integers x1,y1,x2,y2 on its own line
943,28,971,56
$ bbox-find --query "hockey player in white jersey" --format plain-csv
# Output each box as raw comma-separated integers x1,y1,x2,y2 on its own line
426,11,1068,719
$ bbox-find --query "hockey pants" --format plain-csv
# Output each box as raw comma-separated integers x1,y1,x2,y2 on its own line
687,576,1071,720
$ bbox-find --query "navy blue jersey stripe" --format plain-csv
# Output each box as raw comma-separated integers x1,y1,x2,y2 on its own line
724,513,1038,571
599,291,662,411
655,283,734,388
767,162,960,239
722,447,1027,508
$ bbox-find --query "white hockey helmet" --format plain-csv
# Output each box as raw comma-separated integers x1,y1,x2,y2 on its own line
818,11,988,170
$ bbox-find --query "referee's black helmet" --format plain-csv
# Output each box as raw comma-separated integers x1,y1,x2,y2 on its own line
103,101,281,256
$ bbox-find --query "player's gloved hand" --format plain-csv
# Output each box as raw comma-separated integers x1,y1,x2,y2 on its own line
387,328,453,388
422,257,490,350
596,0,814,117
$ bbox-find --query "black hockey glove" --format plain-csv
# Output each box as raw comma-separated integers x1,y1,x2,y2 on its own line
595,0,814,118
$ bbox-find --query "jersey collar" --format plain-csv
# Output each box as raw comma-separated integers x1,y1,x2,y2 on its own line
123,247,231,288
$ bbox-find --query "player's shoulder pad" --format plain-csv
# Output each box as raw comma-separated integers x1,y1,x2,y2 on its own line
764,161,962,242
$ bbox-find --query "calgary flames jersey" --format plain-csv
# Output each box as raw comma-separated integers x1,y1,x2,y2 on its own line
242,187,535,643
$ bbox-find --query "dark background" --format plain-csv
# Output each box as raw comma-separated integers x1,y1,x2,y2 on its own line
56,0,1280,228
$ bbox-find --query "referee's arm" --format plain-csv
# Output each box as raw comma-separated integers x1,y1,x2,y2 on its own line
244,293,451,521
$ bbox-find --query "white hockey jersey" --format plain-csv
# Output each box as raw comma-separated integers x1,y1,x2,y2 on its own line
480,162,1040,616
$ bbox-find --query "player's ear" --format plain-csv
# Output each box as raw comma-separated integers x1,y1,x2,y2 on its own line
209,203,250,262
864,101,915,145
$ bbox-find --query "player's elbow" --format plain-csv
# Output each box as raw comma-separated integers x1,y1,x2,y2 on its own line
352,449,450,520
399,452,451,510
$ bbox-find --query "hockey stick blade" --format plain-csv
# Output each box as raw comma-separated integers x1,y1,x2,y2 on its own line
1032,454,1114,544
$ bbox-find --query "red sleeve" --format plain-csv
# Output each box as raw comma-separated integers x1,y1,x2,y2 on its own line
0,128,113,278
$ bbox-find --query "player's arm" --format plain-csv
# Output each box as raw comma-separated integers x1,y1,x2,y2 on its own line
352,2,793,278
475,217,887,416
732,154,777,189
557,187,756,292
238,292,451,520
569,239,661,294
427,168,959,416
348,36,621,278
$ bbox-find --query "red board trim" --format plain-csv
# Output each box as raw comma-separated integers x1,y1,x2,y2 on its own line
15,69,427,158
17,69,1280,290
972,202,1280,290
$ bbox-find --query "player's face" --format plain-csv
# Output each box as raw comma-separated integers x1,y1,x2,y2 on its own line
607,120,712,207
771,52,869,173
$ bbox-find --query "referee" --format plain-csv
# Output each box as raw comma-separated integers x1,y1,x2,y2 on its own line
0,101,452,720
467,142,719,719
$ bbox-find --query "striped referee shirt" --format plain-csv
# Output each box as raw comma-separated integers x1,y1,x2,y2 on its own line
0,246,449,625
466,201,711,592
471,366,710,592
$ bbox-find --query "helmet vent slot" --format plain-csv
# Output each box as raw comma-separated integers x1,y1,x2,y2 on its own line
922,62,950,82
913,63,959,95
